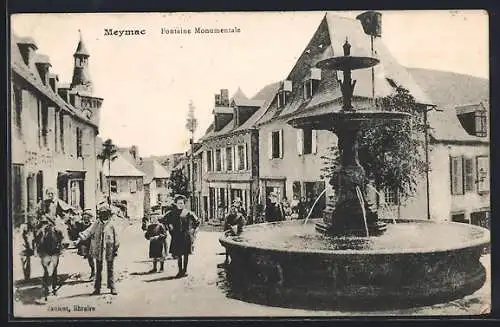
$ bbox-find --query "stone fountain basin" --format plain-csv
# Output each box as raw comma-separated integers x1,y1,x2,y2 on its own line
219,219,490,309
288,110,411,131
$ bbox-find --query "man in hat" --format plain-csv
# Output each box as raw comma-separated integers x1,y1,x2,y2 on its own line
265,192,285,222
75,204,120,295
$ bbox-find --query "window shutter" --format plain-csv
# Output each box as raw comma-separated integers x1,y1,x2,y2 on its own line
464,157,474,192
268,132,273,159
450,156,464,195
244,143,248,170
203,151,208,172
279,129,284,158
311,130,317,154
476,156,489,193
221,147,226,171
235,145,240,171
297,129,304,155
232,146,236,171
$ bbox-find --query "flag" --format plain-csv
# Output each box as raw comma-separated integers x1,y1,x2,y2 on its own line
356,11,382,38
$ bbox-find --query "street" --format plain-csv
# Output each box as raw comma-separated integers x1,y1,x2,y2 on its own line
12,219,491,317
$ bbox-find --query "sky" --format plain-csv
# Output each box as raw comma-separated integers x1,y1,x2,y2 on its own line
11,10,489,157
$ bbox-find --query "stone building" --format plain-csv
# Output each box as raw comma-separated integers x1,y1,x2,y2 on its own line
102,154,145,220
199,84,280,222
137,158,170,214
255,13,429,216
11,32,103,226
399,68,490,226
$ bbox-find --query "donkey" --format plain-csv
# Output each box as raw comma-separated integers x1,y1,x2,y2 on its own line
35,215,70,300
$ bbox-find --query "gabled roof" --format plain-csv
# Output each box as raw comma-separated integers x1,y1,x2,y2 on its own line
235,81,281,132
11,33,97,128
256,13,432,126
137,159,170,184
199,82,280,142
407,68,489,143
102,154,145,177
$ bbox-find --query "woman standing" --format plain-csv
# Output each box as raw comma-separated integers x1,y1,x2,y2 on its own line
165,195,200,278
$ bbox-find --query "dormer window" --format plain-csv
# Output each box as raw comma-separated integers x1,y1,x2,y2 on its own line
277,80,292,108
303,68,321,99
456,104,488,138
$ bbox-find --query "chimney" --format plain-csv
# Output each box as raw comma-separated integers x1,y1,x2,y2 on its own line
213,89,233,132
17,37,38,67
221,89,229,106
34,54,51,85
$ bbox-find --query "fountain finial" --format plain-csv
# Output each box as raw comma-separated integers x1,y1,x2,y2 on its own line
343,38,351,56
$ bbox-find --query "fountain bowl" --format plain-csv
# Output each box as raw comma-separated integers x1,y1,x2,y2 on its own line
288,110,411,131
219,219,489,309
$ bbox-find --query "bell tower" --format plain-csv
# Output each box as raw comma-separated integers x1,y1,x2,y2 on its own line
70,30,92,93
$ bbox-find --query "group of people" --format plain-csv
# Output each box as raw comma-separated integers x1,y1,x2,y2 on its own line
143,194,201,278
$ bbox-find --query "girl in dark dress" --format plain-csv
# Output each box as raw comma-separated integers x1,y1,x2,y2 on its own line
165,195,200,278
144,215,167,273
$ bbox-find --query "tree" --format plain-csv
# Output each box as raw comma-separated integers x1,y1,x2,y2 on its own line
322,84,428,201
168,168,190,198
97,138,118,205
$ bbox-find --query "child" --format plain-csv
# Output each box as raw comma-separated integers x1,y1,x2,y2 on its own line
75,209,96,279
75,205,119,295
145,214,167,273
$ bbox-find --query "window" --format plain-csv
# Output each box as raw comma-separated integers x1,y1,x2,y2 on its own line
215,149,222,171
76,127,83,158
13,86,22,132
384,187,399,205
269,130,283,159
297,129,317,155
303,79,320,99
129,179,137,193
110,180,118,193
12,164,24,222
450,156,464,195
226,147,232,171
54,110,58,151
38,100,49,147
59,113,65,153
464,158,474,192
157,194,162,203
237,144,246,170
475,110,487,137
277,90,288,108
137,178,143,191
477,156,489,193
206,150,213,171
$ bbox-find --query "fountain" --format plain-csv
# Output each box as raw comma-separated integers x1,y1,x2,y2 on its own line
219,39,490,310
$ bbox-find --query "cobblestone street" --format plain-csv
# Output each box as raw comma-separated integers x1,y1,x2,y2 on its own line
12,219,491,317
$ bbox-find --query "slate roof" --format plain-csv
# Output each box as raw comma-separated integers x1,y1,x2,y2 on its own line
137,159,170,184
102,154,145,177
407,68,489,143
256,13,431,126
11,33,97,128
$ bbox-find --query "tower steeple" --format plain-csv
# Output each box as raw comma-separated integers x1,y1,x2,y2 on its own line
70,30,92,93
